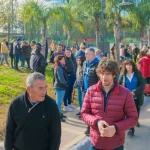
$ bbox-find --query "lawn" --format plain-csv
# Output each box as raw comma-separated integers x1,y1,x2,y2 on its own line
0,64,55,141
0,63,78,141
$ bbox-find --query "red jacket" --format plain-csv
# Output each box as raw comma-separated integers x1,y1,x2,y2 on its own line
81,81,138,150
147,55,150,77
138,56,149,78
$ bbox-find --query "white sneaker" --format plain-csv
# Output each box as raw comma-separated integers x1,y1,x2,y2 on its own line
68,104,76,110
64,106,73,112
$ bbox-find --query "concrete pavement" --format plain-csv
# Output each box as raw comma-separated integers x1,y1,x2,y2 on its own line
0,96,150,150
70,96,150,150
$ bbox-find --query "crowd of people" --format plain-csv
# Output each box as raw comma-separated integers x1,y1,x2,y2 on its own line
1,37,149,150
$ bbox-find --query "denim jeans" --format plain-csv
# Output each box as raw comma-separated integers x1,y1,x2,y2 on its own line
64,74,76,106
0,53,9,65
89,143,124,150
55,89,66,114
77,85,83,110
19,54,25,68
14,54,20,70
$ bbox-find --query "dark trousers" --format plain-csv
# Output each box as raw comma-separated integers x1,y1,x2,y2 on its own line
25,57,30,68
64,74,76,106
14,54,20,70
133,55,137,63
9,54,14,68
130,99,140,133
89,143,124,150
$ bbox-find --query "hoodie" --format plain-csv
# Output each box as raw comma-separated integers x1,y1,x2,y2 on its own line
83,57,99,92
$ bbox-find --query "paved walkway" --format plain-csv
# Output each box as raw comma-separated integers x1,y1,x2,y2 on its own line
70,96,150,150
1,96,150,150
0,108,87,150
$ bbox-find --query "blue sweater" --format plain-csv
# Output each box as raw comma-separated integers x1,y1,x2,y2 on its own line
125,74,138,98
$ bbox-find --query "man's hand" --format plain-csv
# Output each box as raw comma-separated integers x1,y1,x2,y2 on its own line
101,125,116,137
97,120,109,137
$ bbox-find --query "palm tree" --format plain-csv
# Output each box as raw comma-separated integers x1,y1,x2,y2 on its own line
19,0,57,54
56,1,85,46
72,0,102,48
128,1,150,48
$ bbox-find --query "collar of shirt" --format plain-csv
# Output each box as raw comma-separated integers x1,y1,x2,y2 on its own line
126,72,134,82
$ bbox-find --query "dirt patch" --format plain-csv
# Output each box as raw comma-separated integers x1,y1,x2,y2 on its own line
0,104,9,142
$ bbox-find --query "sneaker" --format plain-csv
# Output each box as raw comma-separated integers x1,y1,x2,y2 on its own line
68,104,76,109
64,106,73,112
76,112,80,116
78,115,82,120
61,113,67,118
85,127,90,136
136,122,140,127
61,117,66,122
127,130,134,136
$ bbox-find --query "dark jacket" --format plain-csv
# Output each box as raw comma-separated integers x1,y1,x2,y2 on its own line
81,81,138,149
124,48,131,57
50,51,64,63
22,45,31,58
54,65,68,90
9,43,13,56
74,50,86,61
4,91,61,150
83,57,99,92
33,54,47,75
118,71,145,106
65,55,77,74
14,43,21,55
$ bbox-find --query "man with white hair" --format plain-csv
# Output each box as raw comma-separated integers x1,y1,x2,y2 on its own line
5,72,61,150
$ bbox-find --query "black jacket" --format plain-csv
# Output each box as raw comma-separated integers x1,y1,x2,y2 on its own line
33,54,47,75
118,71,145,106
22,45,31,58
54,65,68,90
65,55,77,74
4,91,61,150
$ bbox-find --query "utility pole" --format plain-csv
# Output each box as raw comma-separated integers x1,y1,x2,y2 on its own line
101,0,105,55
11,0,14,40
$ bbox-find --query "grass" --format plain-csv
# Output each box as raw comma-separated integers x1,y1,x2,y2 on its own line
0,64,55,104
0,63,55,141
0,62,78,141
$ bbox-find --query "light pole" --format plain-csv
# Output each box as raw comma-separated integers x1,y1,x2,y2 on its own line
11,0,14,40
101,0,105,55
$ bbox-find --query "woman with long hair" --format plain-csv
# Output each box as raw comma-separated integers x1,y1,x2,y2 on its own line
54,55,68,122
118,59,145,136
50,40,57,56
73,56,84,118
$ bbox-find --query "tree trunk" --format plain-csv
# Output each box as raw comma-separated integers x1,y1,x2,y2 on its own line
42,22,47,57
140,28,144,49
67,30,71,47
147,27,150,46
94,16,100,48
114,19,120,64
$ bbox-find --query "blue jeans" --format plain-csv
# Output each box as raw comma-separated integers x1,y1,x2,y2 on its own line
19,54,25,68
55,89,66,114
64,74,76,106
0,53,9,65
89,143,124,150
77,85,83,110
14,54,20,70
